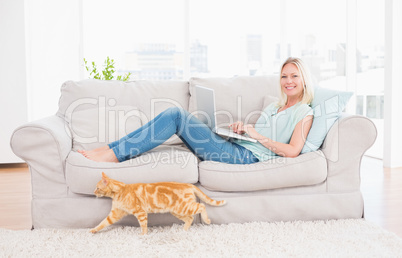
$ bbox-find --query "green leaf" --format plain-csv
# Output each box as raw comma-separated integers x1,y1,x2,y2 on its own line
83,57,132,82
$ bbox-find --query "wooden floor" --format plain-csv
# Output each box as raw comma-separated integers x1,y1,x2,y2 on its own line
0,163,32,230
0,157,401,237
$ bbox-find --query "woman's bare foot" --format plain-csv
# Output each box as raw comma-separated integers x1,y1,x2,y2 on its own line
78,148,119,163
78,146,110,157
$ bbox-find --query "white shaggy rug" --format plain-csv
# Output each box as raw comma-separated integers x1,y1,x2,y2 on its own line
1,219,402,257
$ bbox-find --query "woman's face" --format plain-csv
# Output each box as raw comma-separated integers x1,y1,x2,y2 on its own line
280,63,304,100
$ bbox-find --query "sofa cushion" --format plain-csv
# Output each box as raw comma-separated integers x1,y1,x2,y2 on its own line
58,79,190,147
66,146,199,195
66,106,143,151
129,80,190,145
129,80,190,119
57,80,136,116
263,95,279,109
58,79,189,115
301,87,353,153
189,76,280,126
198,150,327,192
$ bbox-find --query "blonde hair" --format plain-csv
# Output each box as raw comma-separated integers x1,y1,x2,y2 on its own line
278,57,314,107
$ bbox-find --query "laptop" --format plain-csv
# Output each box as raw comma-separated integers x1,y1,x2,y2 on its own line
195,85,257,143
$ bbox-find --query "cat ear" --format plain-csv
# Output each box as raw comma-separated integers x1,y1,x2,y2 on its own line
101,172,109,185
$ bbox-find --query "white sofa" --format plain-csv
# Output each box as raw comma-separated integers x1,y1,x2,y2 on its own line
10,76,377,229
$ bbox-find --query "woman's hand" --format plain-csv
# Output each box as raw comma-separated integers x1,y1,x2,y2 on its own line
229,121,244,134
229,121,254,135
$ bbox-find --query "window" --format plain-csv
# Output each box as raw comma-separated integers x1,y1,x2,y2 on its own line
82,0,185,80
285,0,347,90
81,0,385,159
189,0,280,77
356,0,384,158
83,0,282,79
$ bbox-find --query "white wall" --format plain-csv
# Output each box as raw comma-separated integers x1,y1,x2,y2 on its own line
25,0,81,121
0,0,28,163
0,0,81,163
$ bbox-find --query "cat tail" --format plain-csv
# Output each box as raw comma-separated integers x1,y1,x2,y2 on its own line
192,185,226,206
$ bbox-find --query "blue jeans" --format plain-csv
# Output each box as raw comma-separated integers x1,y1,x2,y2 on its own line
108,107,259,164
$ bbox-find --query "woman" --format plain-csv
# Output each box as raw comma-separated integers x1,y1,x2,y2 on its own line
79,57,314,164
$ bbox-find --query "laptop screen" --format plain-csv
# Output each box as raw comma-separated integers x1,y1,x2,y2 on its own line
194,85,218,131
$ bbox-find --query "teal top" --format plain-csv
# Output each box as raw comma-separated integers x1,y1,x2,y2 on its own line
234,102,313,162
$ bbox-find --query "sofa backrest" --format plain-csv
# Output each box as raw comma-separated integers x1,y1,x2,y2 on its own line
57,76,280,151
189,75,280,126
58,79,190,118
58,79,189,150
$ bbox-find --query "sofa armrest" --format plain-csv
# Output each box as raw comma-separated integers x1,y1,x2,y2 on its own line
10,115,72,198
321,113,377,192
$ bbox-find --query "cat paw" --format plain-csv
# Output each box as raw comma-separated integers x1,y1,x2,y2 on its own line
204,219,211,225
89,228,98,234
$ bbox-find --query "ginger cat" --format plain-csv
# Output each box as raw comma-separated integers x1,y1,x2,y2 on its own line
90,172,226,235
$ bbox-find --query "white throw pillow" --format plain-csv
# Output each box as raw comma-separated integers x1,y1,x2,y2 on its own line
301,87,353,153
